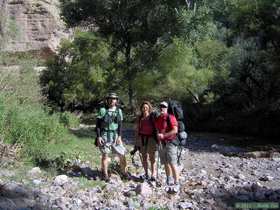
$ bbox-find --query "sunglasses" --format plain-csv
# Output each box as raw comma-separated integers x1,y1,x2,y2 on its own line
160,105,167,109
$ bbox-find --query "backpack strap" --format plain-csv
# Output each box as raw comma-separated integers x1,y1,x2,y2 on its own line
137,115,142,136
149,113,158,144
138,114,158,144
166,114,171,130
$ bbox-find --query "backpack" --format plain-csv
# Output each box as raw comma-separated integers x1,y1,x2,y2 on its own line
167,100,188,147
97,99,122,129
101,107,122,130
166,100,188,165
94,102,122,147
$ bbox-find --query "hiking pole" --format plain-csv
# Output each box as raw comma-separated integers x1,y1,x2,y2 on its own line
156,141,161,180
177,145,182,166
156,145,159,180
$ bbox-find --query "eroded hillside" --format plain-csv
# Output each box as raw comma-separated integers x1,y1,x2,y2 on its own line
0,0,68,52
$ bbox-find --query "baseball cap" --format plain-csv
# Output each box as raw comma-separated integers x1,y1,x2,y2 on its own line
159,101,168,108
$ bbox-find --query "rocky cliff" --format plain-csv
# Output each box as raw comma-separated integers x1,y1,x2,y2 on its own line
0,0,68,53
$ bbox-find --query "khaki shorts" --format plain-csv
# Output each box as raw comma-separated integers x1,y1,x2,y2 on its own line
159,141,178,165
99,131,118,154
138,135,157,157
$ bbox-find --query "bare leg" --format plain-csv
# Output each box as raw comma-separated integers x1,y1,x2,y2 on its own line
170,163,179,183
149,152,156,177
141,153,149,176
119,154,127,174
101,154,109,177
165,163,172,177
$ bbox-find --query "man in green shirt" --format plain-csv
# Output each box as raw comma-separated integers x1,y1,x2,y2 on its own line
95,92,128,182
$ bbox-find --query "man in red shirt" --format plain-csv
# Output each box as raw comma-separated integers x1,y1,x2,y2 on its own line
155,101,180,192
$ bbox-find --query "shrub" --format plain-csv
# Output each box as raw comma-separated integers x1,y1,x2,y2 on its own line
59,111,80,128
40,31,109,111
0,55,74,165
0,100,70,159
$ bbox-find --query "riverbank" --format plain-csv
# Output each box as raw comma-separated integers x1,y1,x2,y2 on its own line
0,131,279,209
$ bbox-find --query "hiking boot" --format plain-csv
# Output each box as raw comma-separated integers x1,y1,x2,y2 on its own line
102,174,110,183
164,184,180,194
139,174,150,181
172,183,180,193
121,172,132,181
149,176,156,182
166,176,174,186
165,186,171,192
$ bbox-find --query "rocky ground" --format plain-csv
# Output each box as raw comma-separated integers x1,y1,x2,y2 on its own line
0,131,280,210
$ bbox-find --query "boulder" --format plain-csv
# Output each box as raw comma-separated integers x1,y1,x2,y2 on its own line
53,175,68,186
135,182,152,197
28,167,41,177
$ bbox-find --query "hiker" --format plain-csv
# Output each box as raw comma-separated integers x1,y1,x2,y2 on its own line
155,101,180,192
134,101,157,181
95,92,128,182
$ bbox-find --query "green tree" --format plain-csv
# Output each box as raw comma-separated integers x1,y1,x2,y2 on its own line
60,0,187,109
40,32,110,111
157,38,214,102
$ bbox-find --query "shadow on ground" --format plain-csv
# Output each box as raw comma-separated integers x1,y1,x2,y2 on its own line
181,181,280,210
216,185,280,210
65,163,143,183
0,183,48,210
186,132,280,156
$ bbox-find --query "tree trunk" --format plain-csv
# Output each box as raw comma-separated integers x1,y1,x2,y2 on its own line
125,42,134,111
128,83,134,111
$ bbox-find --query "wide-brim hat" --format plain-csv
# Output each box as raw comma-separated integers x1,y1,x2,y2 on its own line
106,92,118,99
112,143,127,155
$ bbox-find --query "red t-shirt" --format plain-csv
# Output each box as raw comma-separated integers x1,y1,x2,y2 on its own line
155,114,178,142
138,116,154,136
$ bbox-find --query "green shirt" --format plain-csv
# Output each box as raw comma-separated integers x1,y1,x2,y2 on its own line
97,107,123,131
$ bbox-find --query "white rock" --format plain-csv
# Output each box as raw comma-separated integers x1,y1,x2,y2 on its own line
28,167,41,177
33,179,42,185
200,169,207,176
177,165,184,173
4,183,28,197
235,174,246,180
0,170,16,177
54,175,69,186
135,182,152,197
211,144,219,150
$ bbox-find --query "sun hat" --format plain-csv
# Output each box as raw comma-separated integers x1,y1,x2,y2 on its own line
106,92,118,99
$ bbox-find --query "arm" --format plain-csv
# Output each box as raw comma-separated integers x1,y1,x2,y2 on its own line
96,108,105,145
117,119,122,137
162,126,178,139
116,108,123,144
133,118,140,146
157,115,178,140
96,118,102,138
